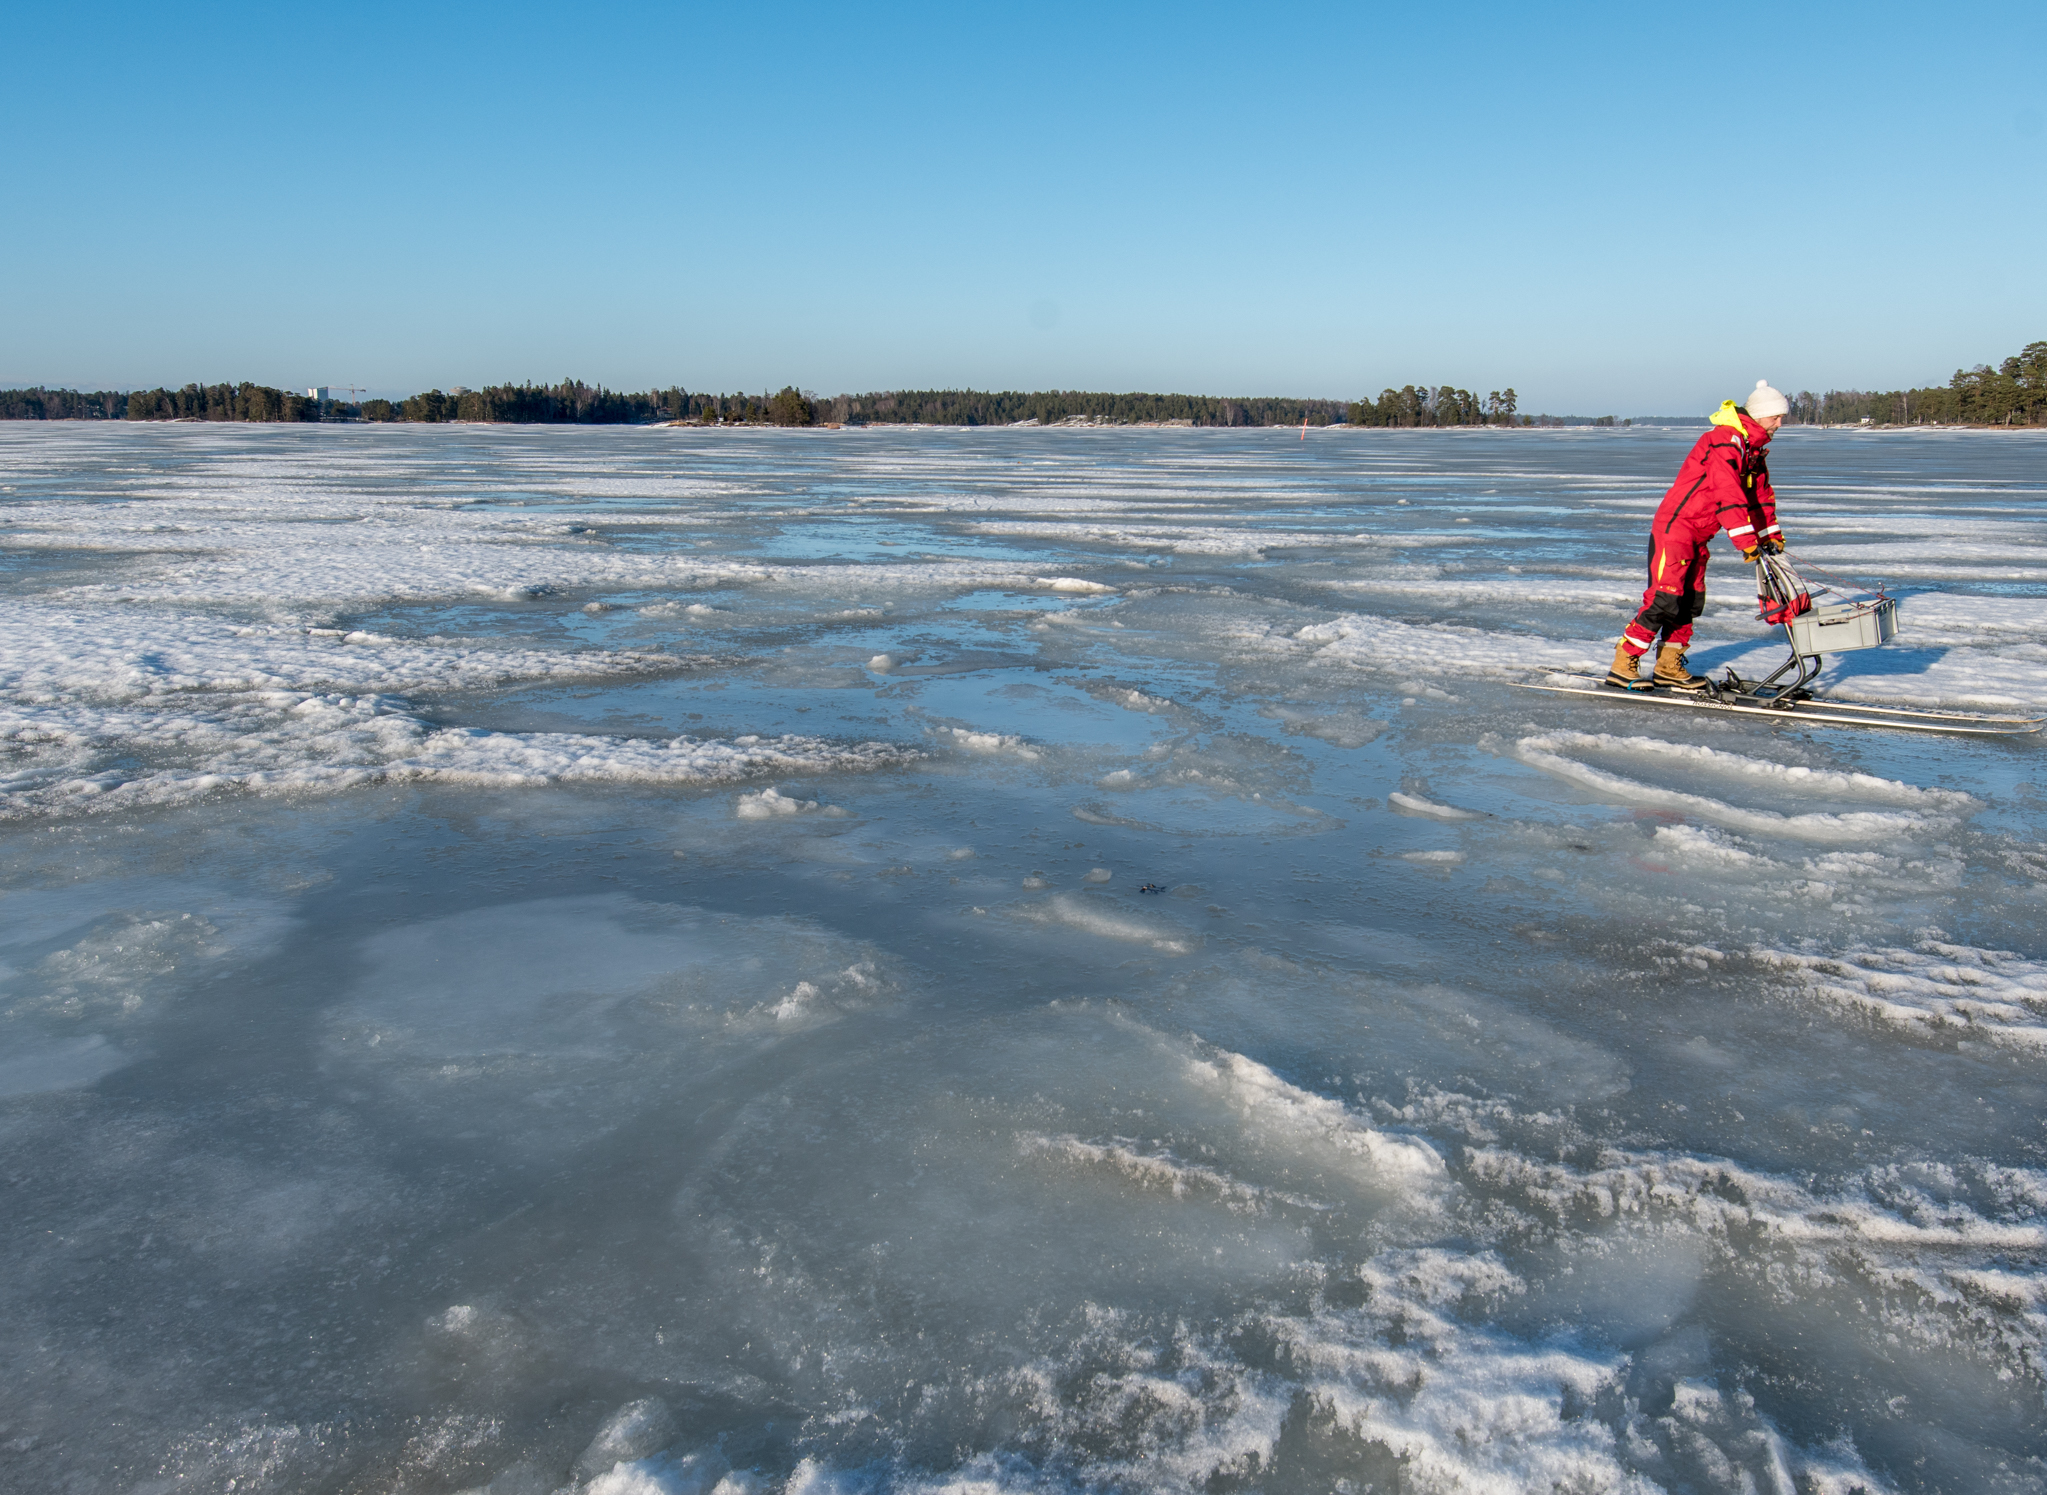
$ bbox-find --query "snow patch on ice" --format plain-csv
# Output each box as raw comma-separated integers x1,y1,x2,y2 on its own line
1468,1141,2045,1252
735,786,823,818
1,699,913,821
582,1448,750,1495
1018,1134,1269,1213
573,1399,680,1480
934,725,1041,760
0,600,879,820
1013,893,1195,954
1649,823,1765,867
0,602,680,703
1184,1045,1447,1190
1759,938,2047,1050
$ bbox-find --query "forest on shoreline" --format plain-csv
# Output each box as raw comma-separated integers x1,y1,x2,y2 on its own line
1786,340,2045,426
4,340,2040,428
0,382,1457,428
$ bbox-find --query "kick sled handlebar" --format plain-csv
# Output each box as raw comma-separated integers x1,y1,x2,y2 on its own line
1720,551,1899,704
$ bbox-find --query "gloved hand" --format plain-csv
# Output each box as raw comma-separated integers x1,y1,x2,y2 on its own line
1740,545,1761,563
1759,535,1786,555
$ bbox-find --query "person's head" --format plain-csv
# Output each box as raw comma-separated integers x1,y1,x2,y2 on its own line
1743,379,1789,434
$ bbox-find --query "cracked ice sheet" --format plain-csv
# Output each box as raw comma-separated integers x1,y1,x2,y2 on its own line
5,423,2046,1495
0,598,909,819
0,601,686,702
2,499,1117,621
0,694,918,819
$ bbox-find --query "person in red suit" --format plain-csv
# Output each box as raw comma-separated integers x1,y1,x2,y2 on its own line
1607,380,1790,691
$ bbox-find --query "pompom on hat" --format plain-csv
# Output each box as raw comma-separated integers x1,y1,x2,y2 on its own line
1744,379,1790,418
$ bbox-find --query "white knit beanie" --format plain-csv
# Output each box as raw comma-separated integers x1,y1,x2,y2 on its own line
1744,379,1789,418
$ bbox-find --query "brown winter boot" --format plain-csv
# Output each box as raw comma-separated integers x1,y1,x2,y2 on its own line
1604,639,1650,690
1654,643,1711,692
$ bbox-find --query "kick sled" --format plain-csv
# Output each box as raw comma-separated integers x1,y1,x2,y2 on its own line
1518,552,2044,736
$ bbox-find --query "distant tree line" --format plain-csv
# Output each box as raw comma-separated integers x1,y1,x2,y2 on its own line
5,340,2037,427
0,387,129,420
1350,386,1518,426
123,383,323,422
1786,339,2045,426
0,382,325,422
812,389,1352,426
359,382,822,426
360,380,671,424
0,381,1347,428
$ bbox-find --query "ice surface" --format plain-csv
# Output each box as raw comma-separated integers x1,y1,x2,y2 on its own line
2,423,2044,1494
0,1030,128,1095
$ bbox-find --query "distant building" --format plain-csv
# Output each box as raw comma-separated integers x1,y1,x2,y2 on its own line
309,387,328,401
449,386,470,396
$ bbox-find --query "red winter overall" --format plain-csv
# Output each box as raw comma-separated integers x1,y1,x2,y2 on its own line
1622,403,1780,659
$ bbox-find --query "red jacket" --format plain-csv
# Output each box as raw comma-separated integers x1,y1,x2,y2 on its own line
1651,403,1779,557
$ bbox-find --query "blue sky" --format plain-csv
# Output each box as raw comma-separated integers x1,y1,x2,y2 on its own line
5,1,2042,412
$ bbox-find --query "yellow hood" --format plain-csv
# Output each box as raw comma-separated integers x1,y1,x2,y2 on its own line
1709,400,1747,431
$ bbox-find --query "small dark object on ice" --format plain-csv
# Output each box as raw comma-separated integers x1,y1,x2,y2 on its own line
1138,883,1164,895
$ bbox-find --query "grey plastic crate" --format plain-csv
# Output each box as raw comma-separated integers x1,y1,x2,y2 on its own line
1787,596,1899,655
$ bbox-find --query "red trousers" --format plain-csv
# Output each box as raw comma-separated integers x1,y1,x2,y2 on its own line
1622,534,1707,656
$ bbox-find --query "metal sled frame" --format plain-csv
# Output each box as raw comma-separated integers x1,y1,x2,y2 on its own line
1716,635,1823,707
1711,551,1848,708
